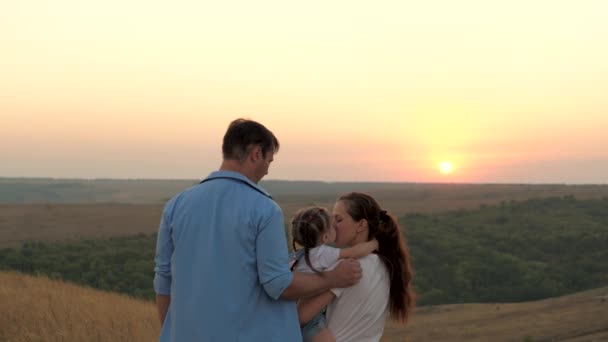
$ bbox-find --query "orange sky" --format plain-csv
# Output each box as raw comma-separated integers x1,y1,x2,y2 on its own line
2,1,607,183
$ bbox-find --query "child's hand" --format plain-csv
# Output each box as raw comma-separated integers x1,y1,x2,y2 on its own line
371,238,379,252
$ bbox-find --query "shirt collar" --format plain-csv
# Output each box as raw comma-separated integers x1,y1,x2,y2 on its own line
203,170,272,198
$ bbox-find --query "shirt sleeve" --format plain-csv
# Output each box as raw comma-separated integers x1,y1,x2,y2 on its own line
256,202,294,300
330,286,346,298
153,199,176,295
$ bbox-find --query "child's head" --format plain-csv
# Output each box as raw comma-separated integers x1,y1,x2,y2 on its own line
291,206,334,251
291,206,333,273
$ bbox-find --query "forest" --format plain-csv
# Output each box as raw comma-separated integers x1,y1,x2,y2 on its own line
1,196,607,305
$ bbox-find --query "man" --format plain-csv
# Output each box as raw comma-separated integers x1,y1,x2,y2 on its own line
154,119,361,341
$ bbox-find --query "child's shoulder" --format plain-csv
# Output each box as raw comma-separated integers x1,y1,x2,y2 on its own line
314,244,340,253
311,244,341,260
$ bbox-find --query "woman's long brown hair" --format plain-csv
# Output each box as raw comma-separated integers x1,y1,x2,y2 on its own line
338,192,415,323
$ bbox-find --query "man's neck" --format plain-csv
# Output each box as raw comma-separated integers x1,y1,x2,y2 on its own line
219,160,258,183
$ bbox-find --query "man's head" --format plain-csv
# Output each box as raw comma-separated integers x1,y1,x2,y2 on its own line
222,119,279,183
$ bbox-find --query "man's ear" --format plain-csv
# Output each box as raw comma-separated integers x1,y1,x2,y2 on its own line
255,146,263,160
249,145,262,162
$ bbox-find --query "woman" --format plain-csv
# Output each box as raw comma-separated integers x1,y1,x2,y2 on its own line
297,192,415,342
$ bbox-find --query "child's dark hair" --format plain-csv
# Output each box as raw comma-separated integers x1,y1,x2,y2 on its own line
291,206,330,273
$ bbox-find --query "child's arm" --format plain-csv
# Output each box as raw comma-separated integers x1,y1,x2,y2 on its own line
297,290,336,326
338,239,378,259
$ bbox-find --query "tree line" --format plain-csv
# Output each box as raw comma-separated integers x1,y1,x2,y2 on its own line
1,196,607,305
407,196,608,304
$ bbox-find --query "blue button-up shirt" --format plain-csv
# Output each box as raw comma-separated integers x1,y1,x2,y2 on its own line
154,170,301,341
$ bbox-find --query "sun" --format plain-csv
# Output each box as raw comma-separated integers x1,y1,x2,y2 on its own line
438,161,454,175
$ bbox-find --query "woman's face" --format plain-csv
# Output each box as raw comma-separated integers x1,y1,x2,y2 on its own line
332,200,361,248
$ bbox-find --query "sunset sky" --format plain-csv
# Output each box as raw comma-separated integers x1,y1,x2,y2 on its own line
2,1,607,183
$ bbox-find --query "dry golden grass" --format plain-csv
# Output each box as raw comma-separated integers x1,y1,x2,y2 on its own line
0,271,159,342
382,287,608,342
2,271,607,342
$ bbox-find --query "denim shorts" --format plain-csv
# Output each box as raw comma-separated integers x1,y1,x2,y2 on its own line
301,309,327,342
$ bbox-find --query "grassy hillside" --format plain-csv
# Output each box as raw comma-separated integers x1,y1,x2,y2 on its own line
0,271,159,342
2,271,606,342
382,286,608,342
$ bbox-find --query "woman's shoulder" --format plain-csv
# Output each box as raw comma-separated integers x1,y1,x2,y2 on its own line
359,254,389,275
359,253,381,264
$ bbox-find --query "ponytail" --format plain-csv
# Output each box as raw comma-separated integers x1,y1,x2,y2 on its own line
338,192,415,324
374,211,415,323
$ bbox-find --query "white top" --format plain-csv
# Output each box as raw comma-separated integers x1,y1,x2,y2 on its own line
327,254,390,342
294,245,341,273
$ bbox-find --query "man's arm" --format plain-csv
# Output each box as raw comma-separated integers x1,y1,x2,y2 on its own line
339,239,378,259
279,259,361,300
156,294,171,325
153,201,175,325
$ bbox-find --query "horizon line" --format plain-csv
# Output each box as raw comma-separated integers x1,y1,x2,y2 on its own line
0,176,606,186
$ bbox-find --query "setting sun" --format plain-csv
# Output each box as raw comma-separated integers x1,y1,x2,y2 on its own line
439,161,454,175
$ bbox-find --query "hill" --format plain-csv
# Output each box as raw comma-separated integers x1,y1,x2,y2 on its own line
407,196,608,305
2,271,606,342
0,271,158,342
2,197,607,305
381,286,608,342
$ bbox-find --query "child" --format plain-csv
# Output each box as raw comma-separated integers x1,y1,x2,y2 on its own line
289,206,378,342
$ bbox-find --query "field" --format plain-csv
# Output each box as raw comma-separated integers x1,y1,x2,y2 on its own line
2,179,608,341
0,203,163,247
382,288,608,342
2,271,606,342
2,180,608,247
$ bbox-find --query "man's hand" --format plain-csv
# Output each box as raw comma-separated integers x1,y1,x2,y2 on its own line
156,294,170,326
328,258,362,288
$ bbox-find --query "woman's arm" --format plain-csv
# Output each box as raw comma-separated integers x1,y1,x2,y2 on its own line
338,239,378,259
297,291,336,325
